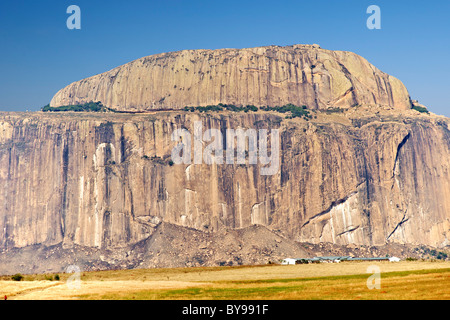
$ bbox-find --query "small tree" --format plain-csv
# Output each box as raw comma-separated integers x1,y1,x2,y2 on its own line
11,274,24,281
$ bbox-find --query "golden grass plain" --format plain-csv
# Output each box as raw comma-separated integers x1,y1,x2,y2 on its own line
1,261,449,300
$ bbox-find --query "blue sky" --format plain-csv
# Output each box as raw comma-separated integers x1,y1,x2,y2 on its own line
0,0,449,116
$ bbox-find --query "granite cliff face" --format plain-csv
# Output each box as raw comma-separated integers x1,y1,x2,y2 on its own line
0,107,448,257
50,44,411,111
1,45,449,274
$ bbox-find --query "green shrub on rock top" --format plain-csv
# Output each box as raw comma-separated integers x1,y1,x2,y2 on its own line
412,105,429,114
42,101,116,113
183,103,311,120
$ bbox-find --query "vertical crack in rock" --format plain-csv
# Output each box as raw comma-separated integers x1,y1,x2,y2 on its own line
392,132,411,179
280,130,291,187
361,152,372,202
311,64,319,109
119,126,126,163
391,132,411,193
338,62,357,106
60,138,70,238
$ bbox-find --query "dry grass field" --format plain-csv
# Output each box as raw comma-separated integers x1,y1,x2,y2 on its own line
1,261,449,300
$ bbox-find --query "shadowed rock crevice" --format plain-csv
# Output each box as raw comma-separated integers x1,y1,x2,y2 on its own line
337,225,360,237
386,213,410,241
392,132,411,179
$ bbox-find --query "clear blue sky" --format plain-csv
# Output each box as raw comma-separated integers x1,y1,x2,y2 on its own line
0,0,449,116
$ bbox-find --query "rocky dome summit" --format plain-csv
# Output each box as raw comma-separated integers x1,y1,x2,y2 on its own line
50,44,412,112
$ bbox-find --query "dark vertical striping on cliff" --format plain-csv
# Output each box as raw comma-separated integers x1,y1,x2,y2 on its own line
60,135,70,238
0,110,448,251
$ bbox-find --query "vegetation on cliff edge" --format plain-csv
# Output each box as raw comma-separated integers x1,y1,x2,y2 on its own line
412,105,430,114
42,101,116,113
184,103,312,120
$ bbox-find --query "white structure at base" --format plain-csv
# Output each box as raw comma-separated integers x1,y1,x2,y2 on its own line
388,257,401,262
281,258,297,265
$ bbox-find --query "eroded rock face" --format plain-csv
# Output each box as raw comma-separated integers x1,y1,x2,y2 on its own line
50,44,412,111
0,107,448,252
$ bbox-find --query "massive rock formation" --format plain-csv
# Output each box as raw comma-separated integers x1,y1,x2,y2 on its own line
0,106,448,258
1,45,449,274
50,44,412,111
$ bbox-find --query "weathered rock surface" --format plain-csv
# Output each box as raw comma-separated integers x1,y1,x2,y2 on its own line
1,45,449,275
0,107,448,263
50,44,412,111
